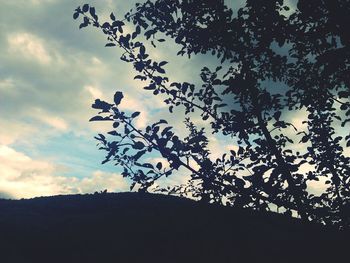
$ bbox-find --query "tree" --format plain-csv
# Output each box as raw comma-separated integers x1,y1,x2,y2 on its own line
74,0,350,229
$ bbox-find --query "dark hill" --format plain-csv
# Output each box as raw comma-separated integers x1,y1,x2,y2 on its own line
0,192,348,263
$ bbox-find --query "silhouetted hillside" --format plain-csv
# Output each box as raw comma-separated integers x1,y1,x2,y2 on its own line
0,192,348,263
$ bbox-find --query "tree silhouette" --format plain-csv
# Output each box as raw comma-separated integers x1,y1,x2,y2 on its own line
74,0,350,229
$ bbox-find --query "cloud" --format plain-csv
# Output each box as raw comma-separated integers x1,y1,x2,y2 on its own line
0,0,205,201
207,135,240,160
84,85,105,101
1,0,346,202
0,78,15,92
30,0,56,5
0,145,128,199
119,94,150,129
29,107,69,131
4,0,56,6
0,145,71,198
0,119,37,145
344,147,350,157
7,33,52,65
77,170,129,193
289,108,308,132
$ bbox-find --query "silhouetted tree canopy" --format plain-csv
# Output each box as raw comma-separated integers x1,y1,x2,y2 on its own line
74,0,350,229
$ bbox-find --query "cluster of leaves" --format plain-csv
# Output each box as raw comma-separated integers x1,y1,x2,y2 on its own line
74,1,350,229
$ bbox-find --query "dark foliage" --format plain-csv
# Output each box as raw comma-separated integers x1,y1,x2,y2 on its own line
74,1,350,228
0,193,348,263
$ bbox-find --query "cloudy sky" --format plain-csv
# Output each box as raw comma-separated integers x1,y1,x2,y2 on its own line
1,0,346,200
0,0,247,199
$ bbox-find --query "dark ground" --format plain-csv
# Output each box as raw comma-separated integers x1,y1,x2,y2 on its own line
0,192,348,263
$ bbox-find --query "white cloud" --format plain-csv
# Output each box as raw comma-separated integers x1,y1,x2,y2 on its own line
208,135,229,160
0,119,37,145
0,78,15,91
77,170,129,193
153,169,192,191
30,0,56,5
83,56,111,79
30,107,69,131
290,108,308,131
344,147,350,157
8,33,52,65
119,94,149,129
0,145,73,198
84,85,104,100
0,145,128,199
2,0,55,7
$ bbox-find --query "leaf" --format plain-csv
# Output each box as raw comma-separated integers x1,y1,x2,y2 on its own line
139,45,146,56
131,111,140,118
94,134,106,143
114,91,124,105
144,83,156,90
135,25,141,34
156,162,162,170
73,12,79,20
82,4,89,12
153,126,160,134
144,29,156,39
338,91,349,98
273,111,281,120
142,163,154,169
110,12,116,20
89,7,96,18
238,146,244,155
101,158,110,165
79,21,88,29
215,103,227,108
161,126,172,137
105,43,116,47
133,141,145,150
300,136,308,143
235,178,245,188
159,119,168,124
212,79,221,85
89,116,108,122
134,75,147,81
102,22,110,29
298,160,307,166
98,133,106,140
340,104,348,111
156,67,165,74
134,150,146,161
159,61,168,67
107,131,119,136
92,99,112,112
